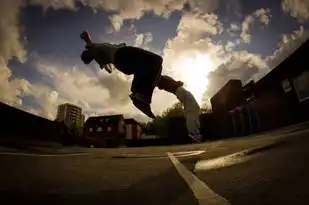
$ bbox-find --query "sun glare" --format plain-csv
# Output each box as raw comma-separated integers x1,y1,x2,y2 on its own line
173,53,214,104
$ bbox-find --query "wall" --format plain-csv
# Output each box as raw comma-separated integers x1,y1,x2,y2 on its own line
0,102,62,144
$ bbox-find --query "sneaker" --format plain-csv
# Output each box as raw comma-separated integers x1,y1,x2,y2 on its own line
188,134,203,143
129,94,155,119
130,93,150,104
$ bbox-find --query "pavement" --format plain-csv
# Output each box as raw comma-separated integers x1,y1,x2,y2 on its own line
1,125,309,205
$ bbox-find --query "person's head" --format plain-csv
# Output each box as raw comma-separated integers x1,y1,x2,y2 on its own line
80,50,94,64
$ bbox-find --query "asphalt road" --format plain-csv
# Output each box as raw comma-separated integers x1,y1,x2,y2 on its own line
1,126,309,205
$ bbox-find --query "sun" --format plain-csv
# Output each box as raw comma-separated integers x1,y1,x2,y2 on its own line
173,53,214,104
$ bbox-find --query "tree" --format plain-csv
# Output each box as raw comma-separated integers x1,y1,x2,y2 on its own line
140,121,155,135
150,102,185,138
145,101,212,138
200,107,212,114
161,102,184,118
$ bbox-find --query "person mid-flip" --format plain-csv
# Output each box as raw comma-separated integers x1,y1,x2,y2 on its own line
80,31,203,142
80,31,161,119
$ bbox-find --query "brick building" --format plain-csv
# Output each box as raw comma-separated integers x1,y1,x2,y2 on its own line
210,79,246,138
83,115,126,147
56,103,84,128
124,118,142,141
210,38,309,138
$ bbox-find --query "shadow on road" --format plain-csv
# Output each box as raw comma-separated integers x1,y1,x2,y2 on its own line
0,165,198,205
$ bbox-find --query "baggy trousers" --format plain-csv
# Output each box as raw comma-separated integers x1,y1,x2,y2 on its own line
113,46,163,103
175,87,201,137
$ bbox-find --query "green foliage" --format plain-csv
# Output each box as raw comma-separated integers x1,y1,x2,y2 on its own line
141,102,212,137
161,102,185,118
145,102,184,137
200,107,212,114
140,121,155,134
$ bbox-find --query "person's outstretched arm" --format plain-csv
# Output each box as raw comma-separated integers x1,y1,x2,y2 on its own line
80,31,113,73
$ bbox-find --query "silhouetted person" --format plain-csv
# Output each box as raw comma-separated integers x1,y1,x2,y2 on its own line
80,31,202,142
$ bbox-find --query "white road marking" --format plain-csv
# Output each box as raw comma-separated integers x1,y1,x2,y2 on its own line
167,152,231,205
194,150,253,172
171,150,205,158
0,152,92,157
113,150,205,159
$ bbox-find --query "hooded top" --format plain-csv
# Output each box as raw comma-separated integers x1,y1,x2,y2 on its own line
85,42,126,70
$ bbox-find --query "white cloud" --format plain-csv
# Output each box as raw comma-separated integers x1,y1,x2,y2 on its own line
109,15,124,32
240,15,254,43
226,23,241,36
162,11,227,104
205,26,309,102
28,0,228,32
240,8,271,43
0,0,240,120
30,0,187,31
230,23,240,31
204,50,269,98
254,8,271,25
134,32,153,47
26,57,177,121
267,26,309,69
178,12,224,36
225,41,235,52
163,11,225,61
0,0,30,107
29,0,76,10
282,0,309,21
31,59,135,118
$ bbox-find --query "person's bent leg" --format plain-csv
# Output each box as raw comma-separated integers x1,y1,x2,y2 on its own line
131,64,162,103
119,47,162,104
157,75,202,139
157,75,183,94
175,86,202,141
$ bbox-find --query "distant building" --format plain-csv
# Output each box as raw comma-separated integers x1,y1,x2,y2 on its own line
210,79,245,138
124,118,142,140
83,115,126,148
56,103,83,128
210,38,309,139
80,114,85,127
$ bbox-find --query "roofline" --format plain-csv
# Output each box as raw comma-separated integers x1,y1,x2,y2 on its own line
87,114,124,120
255,37,309,86
59,103,82,109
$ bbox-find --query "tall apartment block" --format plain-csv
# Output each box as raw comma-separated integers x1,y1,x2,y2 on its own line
56,103,84,128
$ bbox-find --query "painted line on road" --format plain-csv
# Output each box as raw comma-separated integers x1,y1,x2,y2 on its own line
167,152,231,205
0,152,92,157
112,150,205,159
194,141,286,172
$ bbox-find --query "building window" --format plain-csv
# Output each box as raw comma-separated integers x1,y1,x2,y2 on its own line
281,79,292,93
293,71,309,102
108,127,112,132
97,127,103,132
89,128,93,132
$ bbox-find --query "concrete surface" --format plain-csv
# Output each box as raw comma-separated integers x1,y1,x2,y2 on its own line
0,126,309,205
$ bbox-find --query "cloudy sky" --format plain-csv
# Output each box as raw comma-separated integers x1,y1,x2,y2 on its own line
1,0,309,122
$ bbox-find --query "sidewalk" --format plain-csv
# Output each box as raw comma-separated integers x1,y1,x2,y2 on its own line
225,121,309,142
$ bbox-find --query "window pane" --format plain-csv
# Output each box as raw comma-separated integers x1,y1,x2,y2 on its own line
294,71,309,102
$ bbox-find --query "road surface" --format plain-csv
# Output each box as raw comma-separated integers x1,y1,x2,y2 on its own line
1,126,309,205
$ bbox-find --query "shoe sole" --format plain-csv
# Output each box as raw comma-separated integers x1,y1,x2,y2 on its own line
188,135,202,143
130,95,155,119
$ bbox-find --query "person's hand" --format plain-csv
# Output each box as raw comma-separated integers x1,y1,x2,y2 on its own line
80,31,92,44
105,66,112,73
100,64,113,73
